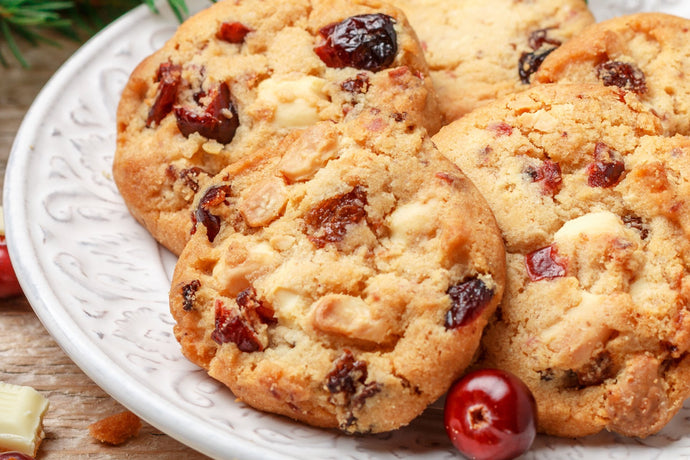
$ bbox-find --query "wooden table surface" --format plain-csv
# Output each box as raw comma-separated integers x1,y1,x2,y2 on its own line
0,32,210,460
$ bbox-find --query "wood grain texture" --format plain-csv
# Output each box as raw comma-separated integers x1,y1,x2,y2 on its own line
1,34,209,460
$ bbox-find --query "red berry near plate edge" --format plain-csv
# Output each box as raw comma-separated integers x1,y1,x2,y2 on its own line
0,207,23,299
444,369,537,460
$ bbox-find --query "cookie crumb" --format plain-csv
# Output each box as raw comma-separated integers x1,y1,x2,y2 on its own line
89,411,142,445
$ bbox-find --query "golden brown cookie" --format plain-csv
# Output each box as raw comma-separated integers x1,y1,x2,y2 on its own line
533,12,690,136
113,0,441,255
433,83,690,438
390,0,595,121
169,112,506,433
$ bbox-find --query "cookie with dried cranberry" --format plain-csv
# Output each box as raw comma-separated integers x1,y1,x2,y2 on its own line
533,12,690,136
388,0,594,121
113,0,441,256
432,82,690,438
169,113,506,433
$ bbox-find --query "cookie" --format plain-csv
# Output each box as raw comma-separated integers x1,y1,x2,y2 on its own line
169,112,506,433
113,0,441,255
432,83,690,438
533,12,690,136
389,0,594,121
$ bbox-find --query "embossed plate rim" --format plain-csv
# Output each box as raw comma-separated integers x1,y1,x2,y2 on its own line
5,0,690,459
2,3,285,459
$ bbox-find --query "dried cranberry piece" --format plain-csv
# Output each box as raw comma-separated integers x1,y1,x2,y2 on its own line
326,350,381,428
341,73,370,94
236,287,277,325
182,279,201,311
573,351,615,387
518,29,561,85
487,121,513,137
525,245,566,281
587,142,625,188
146,62,182,127
217,21,252,43
622,214,649,239
178,166,209,193
587,162,625,187
314,14,397,72
527,28,561,50
352,381,382,409
327,349,368,394
211,300,263,352
175,82,239,144
518,47,555,84
525,159,562,196
304,186,368,248
445,278,494,329
595,60,647,94
195,185,232,242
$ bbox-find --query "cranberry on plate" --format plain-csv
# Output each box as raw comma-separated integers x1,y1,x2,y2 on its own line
444,369,537,460
0,235,22,298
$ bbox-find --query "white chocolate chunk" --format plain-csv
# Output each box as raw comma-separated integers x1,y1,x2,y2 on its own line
201,139,223,154
271,288,308,318
257,76,328,128
0,381,49,456
310,294,393,345
278,123,339,182
212,242,279,296
539,292,612,369
238,178,288,227
554,211,624,243
387,200,438,244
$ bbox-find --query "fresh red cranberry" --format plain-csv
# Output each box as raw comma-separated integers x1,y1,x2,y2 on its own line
314,13,397,72
525,244,566,281
444,369,537,460
217,21,252,43
0,453,36,460
0,236,22,298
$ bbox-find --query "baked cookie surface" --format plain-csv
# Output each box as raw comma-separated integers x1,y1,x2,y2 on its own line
169,113,506,433
533,12,690,136
390,0,594,121
113,0,441,255
433,83,690,438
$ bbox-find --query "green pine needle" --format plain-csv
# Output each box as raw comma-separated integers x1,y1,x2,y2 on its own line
0,0,195,67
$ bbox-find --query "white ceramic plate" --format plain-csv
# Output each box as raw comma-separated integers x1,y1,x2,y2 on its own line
5,1,690,459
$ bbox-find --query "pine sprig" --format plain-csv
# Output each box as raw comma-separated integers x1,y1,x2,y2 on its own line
0,0,192,67
0,0,75,66
141,0,186,22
